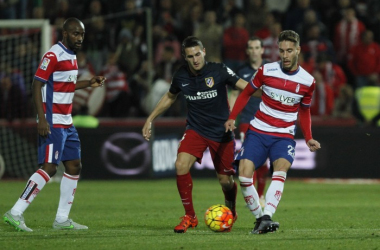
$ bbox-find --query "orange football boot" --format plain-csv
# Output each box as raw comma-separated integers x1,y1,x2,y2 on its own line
174,215,198,233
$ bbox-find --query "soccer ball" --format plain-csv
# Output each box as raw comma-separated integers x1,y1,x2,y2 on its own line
204,204,234,232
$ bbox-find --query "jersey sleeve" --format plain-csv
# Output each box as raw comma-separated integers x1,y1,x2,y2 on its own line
220,64,240,88
251,66,264,90
34,52,58,83
169,75,181,94
299,106,312,142
300,79,315,107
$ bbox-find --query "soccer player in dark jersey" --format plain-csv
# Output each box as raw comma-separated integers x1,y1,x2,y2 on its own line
3,18,106,232
225,30,321,234
142,36,259,233
230,36,269,208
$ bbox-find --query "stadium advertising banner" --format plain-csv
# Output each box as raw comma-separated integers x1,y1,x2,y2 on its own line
75,118,380,180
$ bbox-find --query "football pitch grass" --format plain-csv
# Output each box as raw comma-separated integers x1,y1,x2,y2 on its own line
0,178,379,250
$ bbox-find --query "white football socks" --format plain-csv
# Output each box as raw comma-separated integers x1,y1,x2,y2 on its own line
264,171,287,218
55,173,79,223
239,176,263,218
11,169,50,216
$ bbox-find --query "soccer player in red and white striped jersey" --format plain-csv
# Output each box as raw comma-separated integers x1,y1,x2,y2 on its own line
3,18,106,232
225,30,321,234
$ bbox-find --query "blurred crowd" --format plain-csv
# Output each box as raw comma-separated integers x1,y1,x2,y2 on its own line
1,0,380,126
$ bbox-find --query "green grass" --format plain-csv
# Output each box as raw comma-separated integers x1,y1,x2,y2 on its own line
0,179,380,250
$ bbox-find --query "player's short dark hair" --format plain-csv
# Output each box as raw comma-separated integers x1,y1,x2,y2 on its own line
248,36,263,48
63,17,83,31
181,36,203,56
278,30,300,46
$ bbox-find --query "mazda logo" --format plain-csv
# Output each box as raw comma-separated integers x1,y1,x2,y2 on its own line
101,132,151,175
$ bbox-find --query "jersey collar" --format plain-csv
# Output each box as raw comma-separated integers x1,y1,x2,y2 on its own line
58,41,76,55
279,61,300,75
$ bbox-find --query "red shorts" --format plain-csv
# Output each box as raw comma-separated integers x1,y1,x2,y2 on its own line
178,129,236,175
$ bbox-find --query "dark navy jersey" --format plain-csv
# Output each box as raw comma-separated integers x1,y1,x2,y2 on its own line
170,62,240,142
235,61,267,124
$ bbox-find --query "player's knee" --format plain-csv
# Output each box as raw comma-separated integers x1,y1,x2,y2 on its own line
218,175,233,189
64,161,82,175
175,159,190,174
41,164,57,177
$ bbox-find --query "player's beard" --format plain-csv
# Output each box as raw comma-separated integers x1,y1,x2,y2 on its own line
282,57,297,71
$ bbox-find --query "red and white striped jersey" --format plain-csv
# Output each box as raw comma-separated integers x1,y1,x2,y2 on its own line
34,42,78,128
250,61,315,138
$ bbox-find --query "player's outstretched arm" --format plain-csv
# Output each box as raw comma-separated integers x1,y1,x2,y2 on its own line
75,76,106,89
142,91,178,141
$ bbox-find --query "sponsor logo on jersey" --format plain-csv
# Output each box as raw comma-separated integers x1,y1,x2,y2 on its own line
205,77,214,88
267,68,278,72
68,75,78,83
296,83,300,93
184,90,218,100
55,150,59,160
243,73,251,78
270,92,296,105
40,58,50,70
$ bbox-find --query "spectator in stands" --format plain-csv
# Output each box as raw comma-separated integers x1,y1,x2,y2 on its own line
310,70,335,117
244,0,269,35
194,10,223,62
82,0,107,20
180,3,203,41
296,9,328,42
301,23,335,64
32,5,45,19
315,53,347,99
265,0,291,22
116,0,145,35
254,12,276,39
326,0,352,41
348,30,380,88
354,76,380,126
153,25,181,66
223,12,249,71
367,2,380,43
141,71,185,117
155,45,182,83
72,51,96,116
298,52,314,74
217,0,243,28
0,66,27,121
0,0,18,19
100,53,131,117
84,16,111,74
262,21,282,62
155,9,181,40
333,84,354,119
115,28,140,76
12,40,39,89
284,0,314,31
333,6,366,65
128,60,154,117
